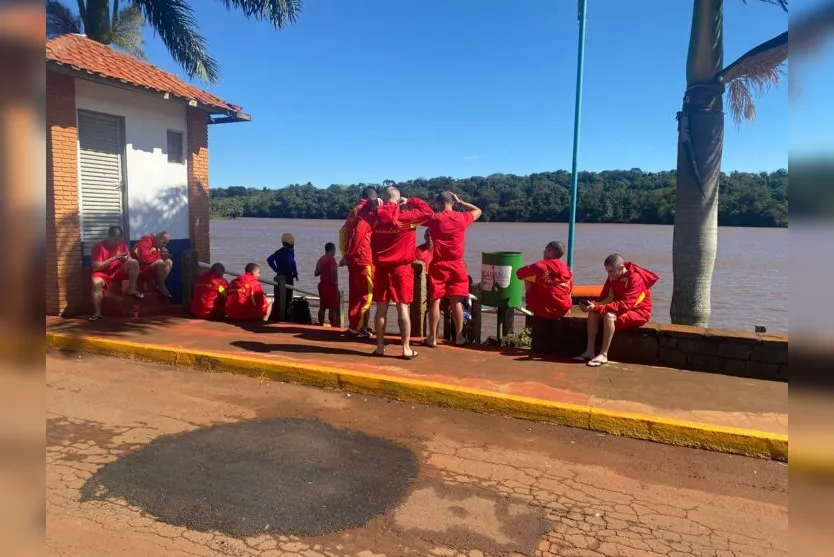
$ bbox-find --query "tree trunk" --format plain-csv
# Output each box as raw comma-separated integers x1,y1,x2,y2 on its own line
84,0,113,44
670,0,724,327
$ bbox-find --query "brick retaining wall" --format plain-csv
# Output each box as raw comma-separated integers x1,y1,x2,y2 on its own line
530,313,788,382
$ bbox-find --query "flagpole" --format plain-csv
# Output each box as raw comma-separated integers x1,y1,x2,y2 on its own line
567,0,588,268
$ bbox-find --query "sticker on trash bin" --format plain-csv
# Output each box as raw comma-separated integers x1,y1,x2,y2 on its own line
482,264,513,290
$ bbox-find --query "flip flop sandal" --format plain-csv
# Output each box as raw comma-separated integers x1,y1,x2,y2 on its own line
127,291,145,299
156,288,173,299
88,314,102,322
573,355,593,362
401,351,419,361
420,340,437,348
370,350,386,357
587,357,608,368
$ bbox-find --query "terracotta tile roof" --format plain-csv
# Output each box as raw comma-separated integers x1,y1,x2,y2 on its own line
46,34,242,115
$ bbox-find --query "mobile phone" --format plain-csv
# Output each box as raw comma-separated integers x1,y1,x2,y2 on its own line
579,299,591,307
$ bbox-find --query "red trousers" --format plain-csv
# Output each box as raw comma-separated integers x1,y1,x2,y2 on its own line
348,264,374,330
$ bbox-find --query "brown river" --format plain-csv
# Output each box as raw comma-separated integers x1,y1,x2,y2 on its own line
211,218,788,334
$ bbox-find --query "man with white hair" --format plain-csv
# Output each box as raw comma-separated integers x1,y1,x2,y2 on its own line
132,230,174,298
578,253,659,367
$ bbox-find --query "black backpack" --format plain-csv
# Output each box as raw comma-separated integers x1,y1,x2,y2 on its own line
288,297,312,324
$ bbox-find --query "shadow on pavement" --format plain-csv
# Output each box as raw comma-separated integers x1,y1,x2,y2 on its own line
79,418,418,537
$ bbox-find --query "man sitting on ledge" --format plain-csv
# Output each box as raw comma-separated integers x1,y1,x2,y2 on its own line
578,253,659,368
132,231,174,298
89,225,143,321
516,240,573,321
190,263,229,320
225,263,273,322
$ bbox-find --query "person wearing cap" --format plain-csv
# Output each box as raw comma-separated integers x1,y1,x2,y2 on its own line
267,233,298,315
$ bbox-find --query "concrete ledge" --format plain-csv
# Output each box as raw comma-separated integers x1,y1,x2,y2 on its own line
47,331,788,461
530,314,788,382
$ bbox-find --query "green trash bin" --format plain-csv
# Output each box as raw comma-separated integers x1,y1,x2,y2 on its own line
480,251,524,308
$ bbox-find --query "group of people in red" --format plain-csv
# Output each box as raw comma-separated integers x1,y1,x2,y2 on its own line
339,184,482,360
515,243,659,367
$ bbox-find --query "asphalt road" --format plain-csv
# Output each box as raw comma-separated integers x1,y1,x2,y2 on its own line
47,351,788,557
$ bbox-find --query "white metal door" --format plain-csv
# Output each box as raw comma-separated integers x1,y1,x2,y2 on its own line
77,111,126,255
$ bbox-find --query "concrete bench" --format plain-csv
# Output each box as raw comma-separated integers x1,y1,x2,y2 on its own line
82,267,175,318
529,311,788,382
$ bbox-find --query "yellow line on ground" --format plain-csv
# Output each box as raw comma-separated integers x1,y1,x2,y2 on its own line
46,331,789,462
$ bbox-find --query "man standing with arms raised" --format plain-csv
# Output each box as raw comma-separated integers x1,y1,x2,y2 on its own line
360,185,433,359
424,192,482,346
339,186,378,338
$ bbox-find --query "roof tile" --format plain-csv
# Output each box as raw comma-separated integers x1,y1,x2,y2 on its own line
46,34,241,114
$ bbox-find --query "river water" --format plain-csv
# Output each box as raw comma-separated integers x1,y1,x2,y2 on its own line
210,218,788,334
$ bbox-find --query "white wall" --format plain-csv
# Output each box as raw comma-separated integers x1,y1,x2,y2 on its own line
74,79,190,240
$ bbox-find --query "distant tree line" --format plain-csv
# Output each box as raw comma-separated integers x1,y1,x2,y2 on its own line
210,168,788,227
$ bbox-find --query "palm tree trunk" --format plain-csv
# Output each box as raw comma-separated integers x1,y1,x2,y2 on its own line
84,0,112,43
671,0,724,327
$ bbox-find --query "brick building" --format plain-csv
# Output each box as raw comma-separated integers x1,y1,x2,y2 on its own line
46,34,248,316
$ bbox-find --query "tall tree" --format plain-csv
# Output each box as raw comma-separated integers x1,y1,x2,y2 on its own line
670,0,788,327
46,0,302,84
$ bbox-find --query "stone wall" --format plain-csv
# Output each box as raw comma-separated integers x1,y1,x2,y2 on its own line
530,313,788,382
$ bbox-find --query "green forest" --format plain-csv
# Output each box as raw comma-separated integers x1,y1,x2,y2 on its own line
210,168,788,227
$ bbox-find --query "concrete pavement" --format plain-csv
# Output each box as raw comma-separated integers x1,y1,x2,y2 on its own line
46,316,788,459
47,352,788,557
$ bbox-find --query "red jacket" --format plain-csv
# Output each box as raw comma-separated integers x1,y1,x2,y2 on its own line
190,271,229,319
225,273,268,319
593,262,659,317
339,199,374,267
132,235,164,266
360,198,433,266
516,259,573,319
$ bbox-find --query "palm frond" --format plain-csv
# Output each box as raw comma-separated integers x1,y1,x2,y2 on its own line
719,31,788,124
111,4,147,60
47,0,82,38
132,0,221,84
742,0,788,11
219,0,302,29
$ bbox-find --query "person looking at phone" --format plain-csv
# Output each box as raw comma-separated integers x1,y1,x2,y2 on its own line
577,253,659,367
515,240,573,320
89,225,142,321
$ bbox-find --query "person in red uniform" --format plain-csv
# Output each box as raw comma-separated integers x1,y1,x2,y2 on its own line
516,240,573,320
339,187,377,338
89,225,143,321
415,228,434,334
315,242,340,326
423,192,482,347
360,184,434,359
132,230,174,298
578,253,659,367
189,263,229,320
225,263,273,322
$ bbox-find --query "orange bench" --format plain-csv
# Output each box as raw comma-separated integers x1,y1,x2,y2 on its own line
571,284,603,302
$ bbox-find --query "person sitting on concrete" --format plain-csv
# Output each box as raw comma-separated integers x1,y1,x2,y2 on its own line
578,253,659,367
89,225,142,321
516,240,573,320
424,192,482,347
267,232,298,315
225,263,273,322
314,242,340,327
132,231,174,298
189,263,229,320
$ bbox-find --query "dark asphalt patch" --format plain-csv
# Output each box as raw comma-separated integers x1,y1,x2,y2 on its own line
79,418,419,537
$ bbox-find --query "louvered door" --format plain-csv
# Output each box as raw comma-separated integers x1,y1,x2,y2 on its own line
77,111,126,256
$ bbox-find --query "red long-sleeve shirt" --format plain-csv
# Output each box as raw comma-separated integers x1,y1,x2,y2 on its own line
339,199,374,266
593,262,659,317
132,235,164,266
225,272,268,320
360,198,434,266
516,258,573,319
190,271,229,319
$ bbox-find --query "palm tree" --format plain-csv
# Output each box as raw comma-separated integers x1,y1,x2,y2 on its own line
46,0,301,84
670,0,788,327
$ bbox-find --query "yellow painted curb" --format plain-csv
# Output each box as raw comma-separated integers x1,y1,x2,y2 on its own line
46,331,788,461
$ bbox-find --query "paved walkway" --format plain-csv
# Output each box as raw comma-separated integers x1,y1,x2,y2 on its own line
47,352,788,557
46,316,787,439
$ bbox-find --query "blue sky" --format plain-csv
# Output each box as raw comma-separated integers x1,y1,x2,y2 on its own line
138,0,791,187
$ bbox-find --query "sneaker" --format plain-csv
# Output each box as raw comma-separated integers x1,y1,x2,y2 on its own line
362,327,375,337
348,328,371,339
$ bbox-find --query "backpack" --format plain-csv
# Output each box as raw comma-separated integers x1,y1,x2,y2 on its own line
288,297,313,324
